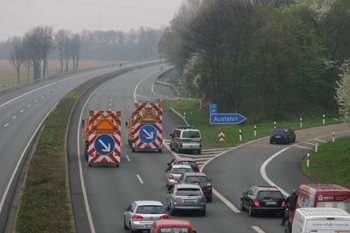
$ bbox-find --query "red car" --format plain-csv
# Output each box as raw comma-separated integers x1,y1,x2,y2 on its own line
166,157,199,172
150,219,197,233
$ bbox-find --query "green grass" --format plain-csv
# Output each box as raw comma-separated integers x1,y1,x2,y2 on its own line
301,137,350,189
163,99,341,147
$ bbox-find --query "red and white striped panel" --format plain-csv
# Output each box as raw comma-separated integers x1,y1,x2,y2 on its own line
87,110,121,164
133,103,162,149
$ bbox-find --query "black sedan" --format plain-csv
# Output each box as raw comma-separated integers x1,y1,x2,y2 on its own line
270,127,295,144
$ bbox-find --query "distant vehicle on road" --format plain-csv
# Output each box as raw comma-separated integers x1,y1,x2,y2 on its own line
270,127,296,144
166,157,199,172
240,185,286,217
166,165,193,190
170,126,202,154
150,219,197,233
123,200,168,232
166,183,206,216
178,172,212,202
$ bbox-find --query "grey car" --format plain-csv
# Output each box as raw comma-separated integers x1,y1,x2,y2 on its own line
166,183,206,216
178,172,213,202
123,200,168,232
165,165,193,190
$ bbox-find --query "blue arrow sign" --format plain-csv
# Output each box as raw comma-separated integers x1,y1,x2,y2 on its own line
210,104,217,114
139,125,157,143
94,134,115,155
210,113,246,124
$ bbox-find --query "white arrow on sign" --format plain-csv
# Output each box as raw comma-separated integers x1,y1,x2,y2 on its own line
143,129,154,139
99,139,111,152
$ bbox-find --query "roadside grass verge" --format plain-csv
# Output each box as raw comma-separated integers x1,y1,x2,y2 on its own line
15,75,106,232
163,99,341,147
301,137,350,189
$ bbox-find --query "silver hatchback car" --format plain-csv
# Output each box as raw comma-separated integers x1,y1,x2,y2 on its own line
166,183,206,216
123,200,168,232
165,165,193,190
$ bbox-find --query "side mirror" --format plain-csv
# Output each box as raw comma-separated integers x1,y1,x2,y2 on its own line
167,163,171,166
170,134,173,137
165,170,168,172
193,231,197,233
123,208,127,211
125,122,128,127
208,179,211,181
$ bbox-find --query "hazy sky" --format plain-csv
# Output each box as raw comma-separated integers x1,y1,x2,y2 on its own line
0,0,185,41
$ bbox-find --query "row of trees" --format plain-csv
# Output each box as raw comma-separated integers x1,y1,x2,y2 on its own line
5,26,163,84
158,0,350,120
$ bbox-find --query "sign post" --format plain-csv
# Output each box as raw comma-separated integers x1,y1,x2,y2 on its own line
210,104,217,141
178,98,181,113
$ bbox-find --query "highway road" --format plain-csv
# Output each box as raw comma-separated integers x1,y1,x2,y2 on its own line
67,64,350,232
0,60,162,232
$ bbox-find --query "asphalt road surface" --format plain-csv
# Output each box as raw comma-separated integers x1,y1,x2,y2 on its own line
67,65,350,233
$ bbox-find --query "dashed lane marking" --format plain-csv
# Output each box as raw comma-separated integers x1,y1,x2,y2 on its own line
252,226,265,233
137,175,144,184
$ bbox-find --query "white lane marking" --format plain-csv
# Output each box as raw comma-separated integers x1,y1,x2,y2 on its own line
194,158,213,161
28,105,30,107
0,103,58,216
21,110,24,113
109,103,111,106
126,155,131,162
47,93,50,95
133,70,161,103
41,96,44,98
53,90,55,92
4,123,9,127
252,226,265,233
137,175,144,184
110,99,112,102
35,100,38,102
312,138,327,142
294,145,313,149
109,108,111,111
13,116,16,119
213,189,240,213
303,141,316,145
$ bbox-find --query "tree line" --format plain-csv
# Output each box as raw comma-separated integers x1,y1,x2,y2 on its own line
158,0,350,120
5,26,163,84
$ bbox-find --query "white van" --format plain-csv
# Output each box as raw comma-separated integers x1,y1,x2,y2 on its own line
285,208,350,233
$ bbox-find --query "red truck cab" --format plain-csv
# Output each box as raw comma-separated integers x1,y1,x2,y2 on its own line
150,220,197,233
288,184,350,226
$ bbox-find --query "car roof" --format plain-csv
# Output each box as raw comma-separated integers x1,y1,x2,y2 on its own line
272,127,290,130
172,165,192,169
153,219,192,227
175,183,201,189
254,186,279,191
176,157,196,162
182,172,206,177
134,200,164,206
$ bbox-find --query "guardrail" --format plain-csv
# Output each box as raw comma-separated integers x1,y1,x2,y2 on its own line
168,107,189,126
154,67,181,96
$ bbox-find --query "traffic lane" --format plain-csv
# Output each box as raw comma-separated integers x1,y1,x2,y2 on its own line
152,83,179,100
203,146,288,233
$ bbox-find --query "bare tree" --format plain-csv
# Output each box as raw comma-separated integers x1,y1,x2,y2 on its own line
41,26,54,77
63,31,72,71
54,29,68,73
9,42,24,85
22,27,42,80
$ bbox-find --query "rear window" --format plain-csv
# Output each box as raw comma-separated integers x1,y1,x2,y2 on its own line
185,176,207,183
159,227,190,233
182,131,200,138
257,191,284,199
172,168,193,174
177,188,201,196
136,205,165,214
178,161,196,166
271,129,286,135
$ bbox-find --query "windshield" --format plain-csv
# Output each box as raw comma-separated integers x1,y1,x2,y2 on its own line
177,188,201,196
136,205,165,214
182,131,200,138
178,161,196,166
185,176,207,183
159,227,190,233
171,168,193,174
271,129,286,135
258,191,284,199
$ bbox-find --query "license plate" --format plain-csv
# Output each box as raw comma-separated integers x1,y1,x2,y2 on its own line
265,201,276,204
188,142,197,144
184,199,196,203
145,225,151,228
275,136,281,138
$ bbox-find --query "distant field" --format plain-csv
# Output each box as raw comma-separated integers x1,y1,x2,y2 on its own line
0,60,123,90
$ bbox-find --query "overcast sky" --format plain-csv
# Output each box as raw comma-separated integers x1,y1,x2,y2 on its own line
0,0,185,41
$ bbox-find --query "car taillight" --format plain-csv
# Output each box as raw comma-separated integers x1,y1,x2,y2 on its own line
282,201,286,207
180,140,183,145
270,135,272,139
263,190,276,192
284,135,287,139
207,183,212,189
196,165,199,171
160,215,169,219
254,200,260,206
132,215,143,219
200,141,202,145
169,175,174,180
175,188,178,196
200,189,204,196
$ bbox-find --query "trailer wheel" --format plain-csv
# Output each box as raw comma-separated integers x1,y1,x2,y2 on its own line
158,149,162,153
88,164,91,167
132,148,135,152
116,164,119,167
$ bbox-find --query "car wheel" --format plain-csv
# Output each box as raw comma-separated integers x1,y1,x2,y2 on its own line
287,138,290,144
201,209,206,216
293,135,296,142
88,163,91,167
168,185,172,191
197,150,201,154
171,207,176,216
248,205,254,217
116,164,119,167
124,218,128,229
132,148,135,152
270,140,273,144
129,222,136,233
170,143,174,151
207,197,212,202
84,152,88,161
175,146,179,153
240,199,245,211
158,149,162,153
